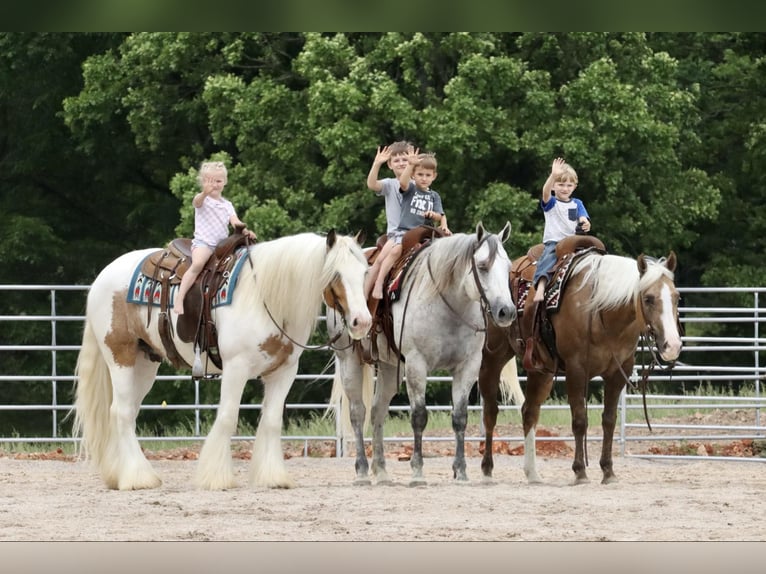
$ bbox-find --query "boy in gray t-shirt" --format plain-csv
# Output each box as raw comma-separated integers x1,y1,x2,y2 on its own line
363,141,413,298
370,150,451,300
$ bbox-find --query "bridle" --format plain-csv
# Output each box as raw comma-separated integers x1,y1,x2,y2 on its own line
614,283,684,431
636,280,684,370
424,234,497,336
262,274,356,352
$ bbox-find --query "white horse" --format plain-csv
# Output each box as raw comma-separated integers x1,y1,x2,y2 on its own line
73,231,371,491
328,222,517,486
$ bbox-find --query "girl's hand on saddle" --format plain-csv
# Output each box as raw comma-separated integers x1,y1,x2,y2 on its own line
440,226,452,236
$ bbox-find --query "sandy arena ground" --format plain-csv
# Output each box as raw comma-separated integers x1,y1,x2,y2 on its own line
1,451,764,542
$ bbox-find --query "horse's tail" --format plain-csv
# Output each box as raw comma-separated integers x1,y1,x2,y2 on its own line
72,319,113,466
499,357,525,405
326,356,373,439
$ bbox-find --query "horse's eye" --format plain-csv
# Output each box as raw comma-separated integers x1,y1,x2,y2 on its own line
478,262,489,272
644,295,655,306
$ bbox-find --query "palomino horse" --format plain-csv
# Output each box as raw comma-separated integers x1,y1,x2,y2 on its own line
329,222,517,486
73,231,371,490
478,250,682,484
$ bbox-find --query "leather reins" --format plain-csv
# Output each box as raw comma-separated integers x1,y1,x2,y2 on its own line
262,277,353,352
611,285,684,432
424,235,494,337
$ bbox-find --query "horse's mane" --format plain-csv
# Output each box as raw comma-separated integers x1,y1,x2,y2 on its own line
234,233,364,336
574,252,675,313
408,232,497,297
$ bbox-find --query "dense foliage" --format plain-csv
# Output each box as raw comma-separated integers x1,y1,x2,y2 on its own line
2,33,765,435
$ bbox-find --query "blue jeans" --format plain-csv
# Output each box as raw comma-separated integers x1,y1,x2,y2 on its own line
533,241,558,286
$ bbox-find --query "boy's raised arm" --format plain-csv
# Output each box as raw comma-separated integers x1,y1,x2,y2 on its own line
366,146,390,192
398,148,420,191
541,157,566,204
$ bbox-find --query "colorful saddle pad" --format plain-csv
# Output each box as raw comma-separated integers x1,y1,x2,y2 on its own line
126,246,249,308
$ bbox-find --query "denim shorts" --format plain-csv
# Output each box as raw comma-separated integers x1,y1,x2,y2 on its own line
388,229,405,245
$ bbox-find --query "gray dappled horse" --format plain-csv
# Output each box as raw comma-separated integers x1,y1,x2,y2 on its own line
329,222,516,486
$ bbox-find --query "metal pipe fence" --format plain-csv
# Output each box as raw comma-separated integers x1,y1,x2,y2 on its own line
1,284,764,462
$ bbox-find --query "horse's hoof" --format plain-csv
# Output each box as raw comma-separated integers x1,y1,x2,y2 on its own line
353,477,372,486
408,478,427,487
573,476,590,485
375,478,394,487
601,474,618,485
480,475,495,485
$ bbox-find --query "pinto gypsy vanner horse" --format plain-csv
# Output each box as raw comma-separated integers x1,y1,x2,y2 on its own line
73,231,371,491
478,248,683,485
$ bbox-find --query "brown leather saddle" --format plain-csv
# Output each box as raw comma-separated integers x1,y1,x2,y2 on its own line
140,231,254,372
511,235,606,372
361,225,443,363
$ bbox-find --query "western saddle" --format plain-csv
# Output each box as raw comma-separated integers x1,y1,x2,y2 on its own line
511,235,606,372
140,230,254,374
361,225,444,363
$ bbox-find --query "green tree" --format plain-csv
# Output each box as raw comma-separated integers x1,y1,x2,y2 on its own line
6,33,766,435
648,33,766,287
0,33,125,435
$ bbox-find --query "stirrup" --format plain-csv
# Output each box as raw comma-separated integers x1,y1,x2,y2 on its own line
192,346,204,377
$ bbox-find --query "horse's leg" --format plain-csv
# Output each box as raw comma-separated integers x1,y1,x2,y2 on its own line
337,354,372,485
477,368,499,480
74,317,161,490
404,355,429,487
195,358,250,490
600,369,628,484
565,366,590,484
521,371,554,484
249,359,302,489
370,361,400,485
107,357,162,490
450,363,479,482
477,325,514,481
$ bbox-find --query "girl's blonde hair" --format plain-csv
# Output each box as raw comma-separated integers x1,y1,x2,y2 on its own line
198,161,227,186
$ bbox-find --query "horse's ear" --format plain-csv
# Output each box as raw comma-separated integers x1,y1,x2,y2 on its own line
499,221,512,243
475,221,486,242
326,229,337,249
354,229,366,246
637,253,648,274
666,251,677,272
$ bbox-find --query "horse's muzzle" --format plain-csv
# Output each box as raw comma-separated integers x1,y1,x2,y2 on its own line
347,311,372,340
659,339,682,362
491,303,517,328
